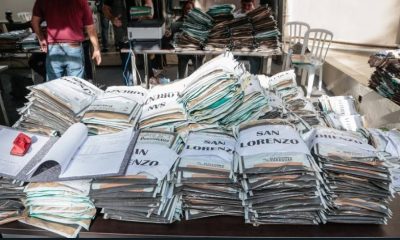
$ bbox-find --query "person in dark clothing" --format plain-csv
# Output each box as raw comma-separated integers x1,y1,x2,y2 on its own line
96,0,110,52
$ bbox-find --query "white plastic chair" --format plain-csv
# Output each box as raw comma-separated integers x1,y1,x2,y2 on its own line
282,21,310,71
293,28,333,98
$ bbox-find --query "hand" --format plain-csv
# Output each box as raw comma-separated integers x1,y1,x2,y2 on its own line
92,49,101,65
39,38,47,53
112,15,122,27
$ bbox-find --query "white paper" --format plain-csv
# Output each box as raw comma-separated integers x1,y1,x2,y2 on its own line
0,128,49,177
29,123,88,176
237,125,310,156
60,128,134,178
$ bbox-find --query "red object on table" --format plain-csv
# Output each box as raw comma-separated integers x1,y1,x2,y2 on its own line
10,133,32,156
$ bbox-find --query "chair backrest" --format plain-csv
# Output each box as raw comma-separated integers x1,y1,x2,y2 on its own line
283,21,310,52
301,28,333,63
17,12,32,22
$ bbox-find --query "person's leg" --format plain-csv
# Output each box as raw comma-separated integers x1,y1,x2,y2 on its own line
193,55,205,70
28,53,46,79
82,40,93,80
100,14,109,51
46,44,66,81
178,55,190,79
64,44,85,79
249,57,262,74
119,41,134,85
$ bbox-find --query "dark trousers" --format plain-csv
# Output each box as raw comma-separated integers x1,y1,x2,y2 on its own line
178,55,205,79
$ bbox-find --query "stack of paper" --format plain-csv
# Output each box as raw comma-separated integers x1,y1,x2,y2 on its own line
220,74,268,126
139,81,187,129
0,30,30,51
82,86,148,134
309,127,394,224
359,128,400,192
15,76,102,135
91,130,182,224
368,50,400,105
175,131,243,220
235,119,325,225
207,4,235,21
178,53,244,126
175,8,214,49
18,33,40,51
0,178,25,225
318,95,364,132
20,181,95,238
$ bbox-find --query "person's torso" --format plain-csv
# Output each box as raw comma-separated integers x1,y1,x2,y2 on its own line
40,0,90,43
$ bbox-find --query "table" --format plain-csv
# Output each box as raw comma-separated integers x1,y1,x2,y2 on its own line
0,65,9,126
1,196,399,238
121,48,282,89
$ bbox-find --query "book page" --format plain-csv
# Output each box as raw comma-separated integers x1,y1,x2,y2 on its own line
60,128,135,178
28,123,88,177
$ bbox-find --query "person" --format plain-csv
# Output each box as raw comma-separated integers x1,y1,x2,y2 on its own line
96,0,110,52
102,0,154,85
172,0,204,79
31,0,102,81
235,0,262,75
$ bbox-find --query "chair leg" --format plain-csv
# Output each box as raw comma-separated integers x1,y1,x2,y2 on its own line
306,68,316,98
301,68,307,86
318,67,323,91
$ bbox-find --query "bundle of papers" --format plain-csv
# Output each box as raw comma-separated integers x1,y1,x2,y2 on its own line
0,30,30,51
139,81,187,129
220,74,267,126
175,8,214,49
359,128,400,192
91,130,182,224
309,127,394,224
18,33,40,51
178,53,245,126
82,86,147,134
368,50,400,105
235,119,325,225
20,181,95,238
0,177,25,225
318,95,364,131
15,76,103,135
175,131,243,220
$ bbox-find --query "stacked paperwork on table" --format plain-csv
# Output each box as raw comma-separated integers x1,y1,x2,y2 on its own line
235,119,325,225
15,76,102,135
91,130,183,224
0,178,25,225
318,95,364,132
175,131,243,220
368,50,400,105
309,127,394,224
82,86,148,134
20,180,95,238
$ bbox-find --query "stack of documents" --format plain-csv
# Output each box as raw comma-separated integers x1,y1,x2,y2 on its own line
309,127,394,224
235,119,325,225
0,30,30,51
175,8,214,49
368,50,400,105
82,86,148,134
18,33,40,51
220,74,268,126
15,76,102,135
175,131,243,220
318,95,364,132
139,81,187,129
178,53,244,125
91,130,182,224
206,4,235,21
20,180,95,238
359,128,400,192
0,177,25,225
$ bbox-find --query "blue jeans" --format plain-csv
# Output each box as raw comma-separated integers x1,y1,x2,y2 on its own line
46,43,85,81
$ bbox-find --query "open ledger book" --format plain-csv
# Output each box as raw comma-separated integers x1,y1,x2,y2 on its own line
0,123,138,182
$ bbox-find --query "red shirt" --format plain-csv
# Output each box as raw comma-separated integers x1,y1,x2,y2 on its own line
32,0,94,43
